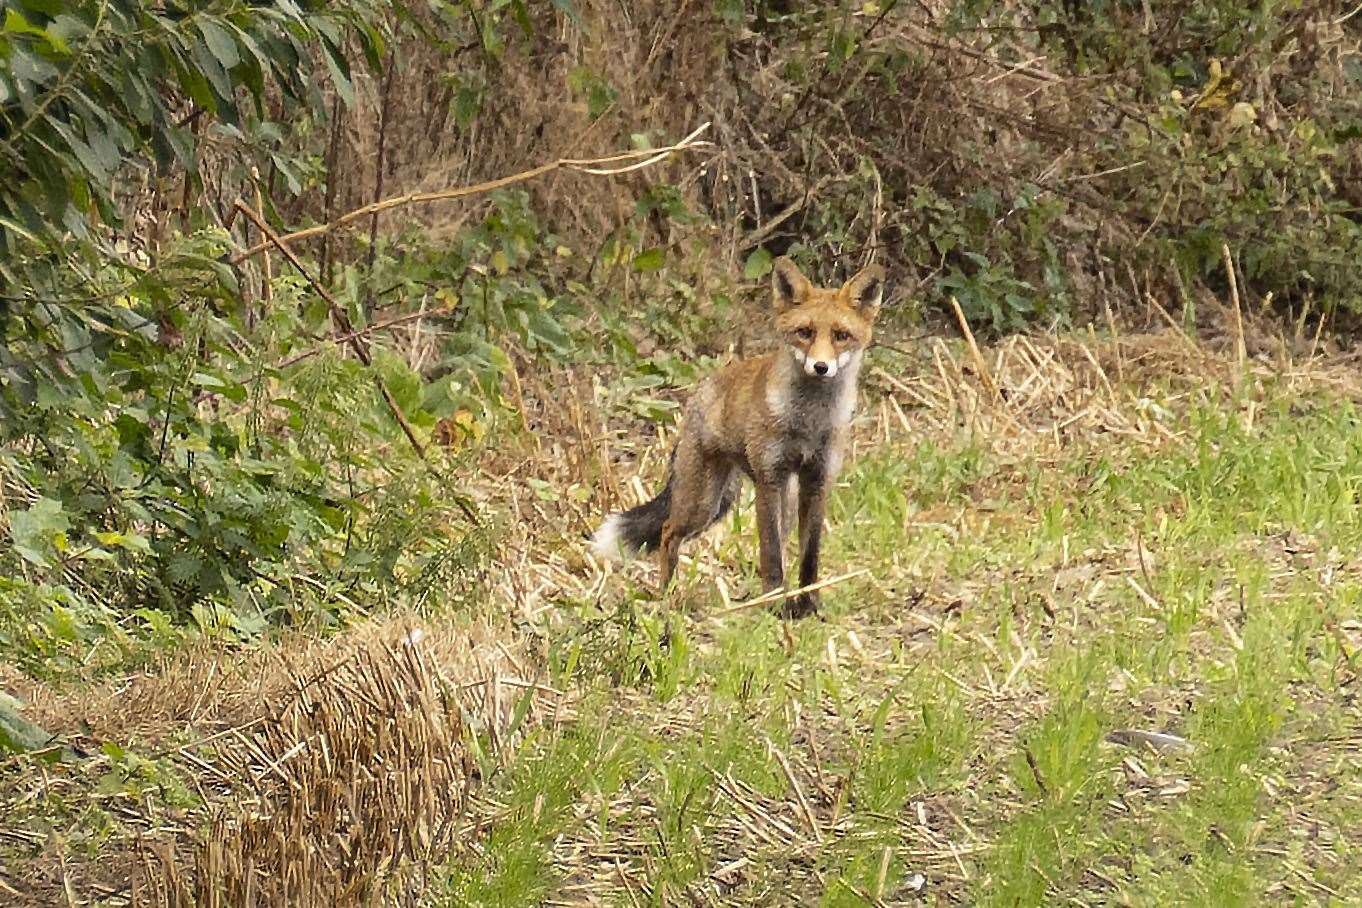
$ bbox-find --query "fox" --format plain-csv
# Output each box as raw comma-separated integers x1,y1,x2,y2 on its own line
591,256,885,617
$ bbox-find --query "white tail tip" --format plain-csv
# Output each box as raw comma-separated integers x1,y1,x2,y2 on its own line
589,514,630,562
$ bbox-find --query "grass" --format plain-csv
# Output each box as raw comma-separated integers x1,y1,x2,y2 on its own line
442,334,1362,905
5,331,1362,906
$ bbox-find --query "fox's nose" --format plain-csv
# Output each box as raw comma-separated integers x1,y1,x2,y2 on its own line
813,361,830,375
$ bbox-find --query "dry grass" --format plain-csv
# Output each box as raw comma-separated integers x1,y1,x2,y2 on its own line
1,618,562,907
480,317,1362,619
435,313,1362,904
9,314,1362,905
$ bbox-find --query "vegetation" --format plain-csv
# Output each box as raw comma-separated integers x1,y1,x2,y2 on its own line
1,0,1360,904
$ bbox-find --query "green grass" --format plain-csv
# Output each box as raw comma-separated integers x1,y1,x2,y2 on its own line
438,366,1362,906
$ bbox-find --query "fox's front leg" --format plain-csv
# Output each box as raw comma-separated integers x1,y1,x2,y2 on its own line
753,478,786,594
786,466,829,618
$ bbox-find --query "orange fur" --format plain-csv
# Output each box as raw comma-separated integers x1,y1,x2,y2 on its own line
592,256,884,617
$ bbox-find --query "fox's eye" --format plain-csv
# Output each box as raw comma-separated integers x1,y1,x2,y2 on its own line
833,329,853,343
794,327,814,341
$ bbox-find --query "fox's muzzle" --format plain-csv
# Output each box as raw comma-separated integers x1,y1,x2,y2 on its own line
793,346,855,379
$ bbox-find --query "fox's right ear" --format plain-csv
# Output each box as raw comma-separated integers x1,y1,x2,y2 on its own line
771,257,811,313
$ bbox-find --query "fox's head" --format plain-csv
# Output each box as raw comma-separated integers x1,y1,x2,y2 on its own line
770,257,884,380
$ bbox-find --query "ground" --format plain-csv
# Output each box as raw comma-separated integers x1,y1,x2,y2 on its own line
5,328,1362,906
444,329,1362,906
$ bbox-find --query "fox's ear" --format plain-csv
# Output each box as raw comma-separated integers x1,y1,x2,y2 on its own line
843,264,886,319
771,256,811,312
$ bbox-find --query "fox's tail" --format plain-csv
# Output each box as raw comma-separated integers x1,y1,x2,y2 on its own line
589,478,673,562
592,448,738,562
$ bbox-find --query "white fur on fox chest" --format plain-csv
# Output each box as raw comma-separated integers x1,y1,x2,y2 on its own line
761,349,861,474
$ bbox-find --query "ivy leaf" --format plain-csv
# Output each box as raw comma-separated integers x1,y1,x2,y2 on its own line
9,497,71,567
743,247,773,280
0,692,53,755
632,248,665,272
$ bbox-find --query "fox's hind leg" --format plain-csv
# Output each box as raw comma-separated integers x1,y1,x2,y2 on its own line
658,443,731,595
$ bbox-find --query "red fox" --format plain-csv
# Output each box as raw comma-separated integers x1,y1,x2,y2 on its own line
591,256,884,617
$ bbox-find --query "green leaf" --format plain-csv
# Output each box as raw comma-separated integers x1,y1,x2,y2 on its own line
0,693,53,755
9,45,59,85
320,39,353,107
19,0,64,14
51,126,106,182
8,497,71,567
510,0,534,36
3,10,55,50
175,60,217,113
632,248,665,272
197,21,240,70
167,552,203,586
190,371,226,389
716,0,745,24
356,21,385,69
275,0,305,23
189,39,234,112
453,83,482,128
94,531,152,554
744,247,773,280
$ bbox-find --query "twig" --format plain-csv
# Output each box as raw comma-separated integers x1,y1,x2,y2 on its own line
252,167,272,313
320,94,344,285
1023,747,1049,798
765,736,823,843
364,53,397,317
236,200,481,525
1146,291,1203,356
1105,729,1193,753
275,306,460,369
737,176,835,252
230,123,713,263
233,204,426,457
711,568,871,617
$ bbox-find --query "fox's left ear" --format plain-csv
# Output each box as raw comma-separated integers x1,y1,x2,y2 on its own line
843,264,886,319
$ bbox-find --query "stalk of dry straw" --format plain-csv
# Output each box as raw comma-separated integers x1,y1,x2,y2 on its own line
1222,243,1247,382
711,568,871,618
948,296,999,400
135,636,485,908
